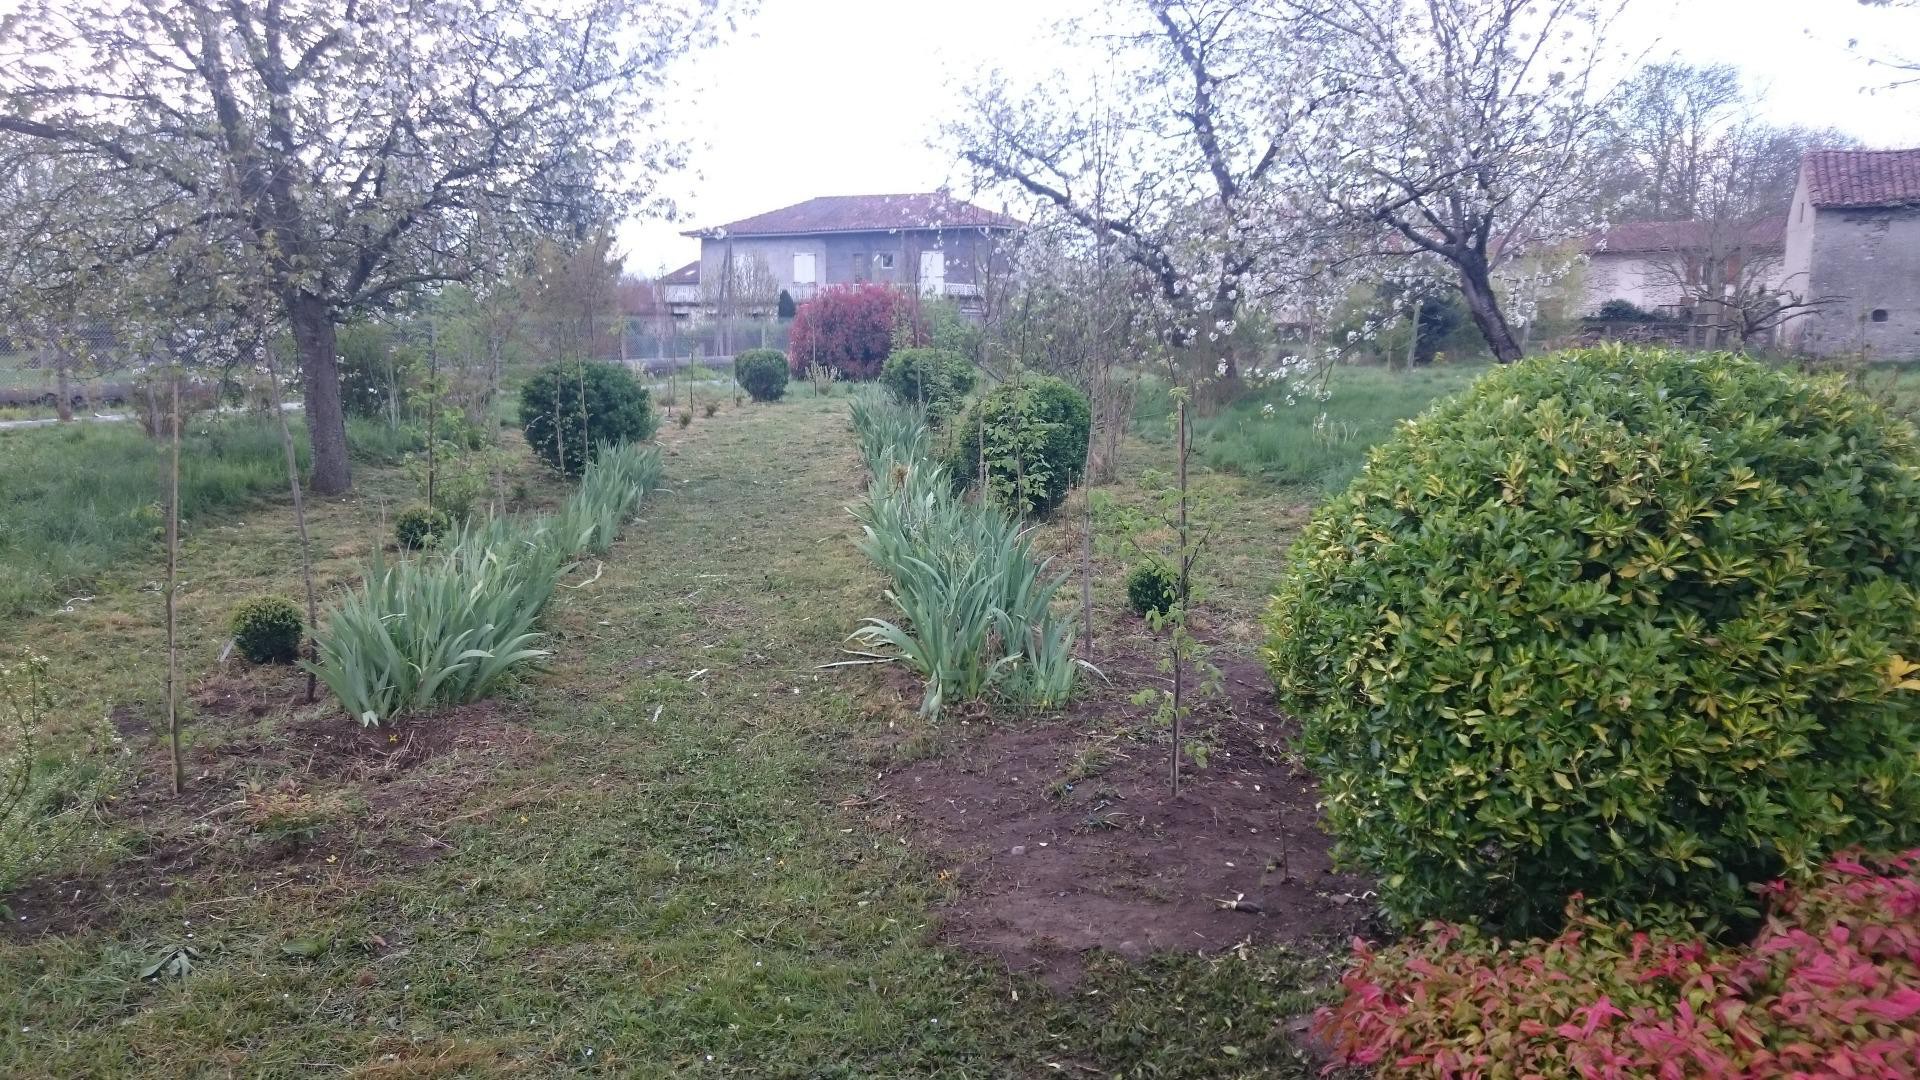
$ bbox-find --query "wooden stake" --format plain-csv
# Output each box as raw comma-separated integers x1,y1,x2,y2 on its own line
266,359,322,703
165,368,184,796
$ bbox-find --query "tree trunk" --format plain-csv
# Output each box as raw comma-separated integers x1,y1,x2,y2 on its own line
287,291,352,494
53,351,73,423
1458,263,1524,364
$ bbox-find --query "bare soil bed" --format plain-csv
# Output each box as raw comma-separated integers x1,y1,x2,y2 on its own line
3,664,538,940
867,646,1381,989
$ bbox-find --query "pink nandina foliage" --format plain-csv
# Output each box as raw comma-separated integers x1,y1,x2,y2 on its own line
1315,851,1920,1078
785,283,916,380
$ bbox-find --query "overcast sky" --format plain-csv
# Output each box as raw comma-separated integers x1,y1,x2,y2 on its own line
618,0,1920,274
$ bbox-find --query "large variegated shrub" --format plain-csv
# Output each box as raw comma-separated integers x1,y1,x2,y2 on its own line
1264,346,1920,933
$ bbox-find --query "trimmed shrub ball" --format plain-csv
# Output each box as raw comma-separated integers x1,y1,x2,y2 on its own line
1126,560,1180,619
518,361,657,477
231,595,304,664
946,374,1091,515
1264,346,1920,935
394,505,452,551
734,348,789,403
881,347,975,420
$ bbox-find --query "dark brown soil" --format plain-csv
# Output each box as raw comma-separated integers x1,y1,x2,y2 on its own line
3,665,538,940
868,644,1381,989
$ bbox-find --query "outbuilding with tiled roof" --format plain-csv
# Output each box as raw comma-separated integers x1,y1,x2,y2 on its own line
1784,149,1920,360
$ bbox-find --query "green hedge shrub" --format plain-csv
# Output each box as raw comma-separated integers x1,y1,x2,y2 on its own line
1265,346,1920,934
947,375,1091,515
517,361,657,477
231,595,304,664
394,506,452,551
735,348,789,403
1126,561,1179,619
881,348,975,419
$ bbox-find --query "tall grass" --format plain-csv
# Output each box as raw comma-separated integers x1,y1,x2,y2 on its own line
847,401,1087,717
312,444,661,725
0,415,423,618
1135,363,1486,492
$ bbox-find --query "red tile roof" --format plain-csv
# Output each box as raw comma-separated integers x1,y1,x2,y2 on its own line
660,260,699,285
1803,149,1920,209
684,193,1018,238
1585,216,1785,254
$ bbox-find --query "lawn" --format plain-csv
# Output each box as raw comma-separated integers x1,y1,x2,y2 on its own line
0,414,421,618
1136,362,1488,493
0,391,1347,1078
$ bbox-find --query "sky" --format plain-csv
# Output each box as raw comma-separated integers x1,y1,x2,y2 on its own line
617,0,1920,274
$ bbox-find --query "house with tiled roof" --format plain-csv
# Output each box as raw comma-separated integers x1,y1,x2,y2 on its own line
1579,217,1788,318
1783,149,1920,359
678,192,1017,317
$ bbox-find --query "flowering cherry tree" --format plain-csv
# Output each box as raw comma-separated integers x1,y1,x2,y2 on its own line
1277,0,1626,363
0,0,729,493
947,0,1335,380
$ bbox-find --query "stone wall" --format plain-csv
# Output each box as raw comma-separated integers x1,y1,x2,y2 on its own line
1796,206,1920,361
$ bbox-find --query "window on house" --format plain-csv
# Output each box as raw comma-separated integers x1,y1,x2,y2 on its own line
1871,309,1890,323
875,252,896,270
792,252,816,285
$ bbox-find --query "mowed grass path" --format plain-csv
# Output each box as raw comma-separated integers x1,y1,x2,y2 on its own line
2,395,1325,1078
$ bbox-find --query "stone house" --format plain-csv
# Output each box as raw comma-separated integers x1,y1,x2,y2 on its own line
1782,149,1920,360
678,192,1017,318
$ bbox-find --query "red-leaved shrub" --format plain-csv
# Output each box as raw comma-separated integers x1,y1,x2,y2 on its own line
786,283,909,380
1315,850,1920,1078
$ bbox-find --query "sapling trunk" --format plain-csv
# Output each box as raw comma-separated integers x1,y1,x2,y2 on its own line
165,369,184,796
578,356,590,469
1171,395,1189,795
427,320,439,511
266,363,322,703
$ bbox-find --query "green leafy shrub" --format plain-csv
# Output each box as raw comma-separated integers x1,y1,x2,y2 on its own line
1316,850,1920,1077
735,348,789,402
1265,346,1920,934
394,506,452,550
517,361,657,477
881,348,975,419
947,374,1092,515
1125,560,1179,618
230,595,304,664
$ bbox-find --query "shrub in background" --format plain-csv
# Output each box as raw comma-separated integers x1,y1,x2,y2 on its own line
1265,346,1920,934
882,347,975,419
336,321,419,419
230,595,304,664
947,374,1092,515
394,506,452,551
517,360,657,477
785,283,908,381
1125,560,1179,619
1316,850,1920,1078
1592,297,1665,323
735,348,789,402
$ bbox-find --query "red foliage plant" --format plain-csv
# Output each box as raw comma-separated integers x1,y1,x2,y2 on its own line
785,283,913,380
1315,850,1920,1079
